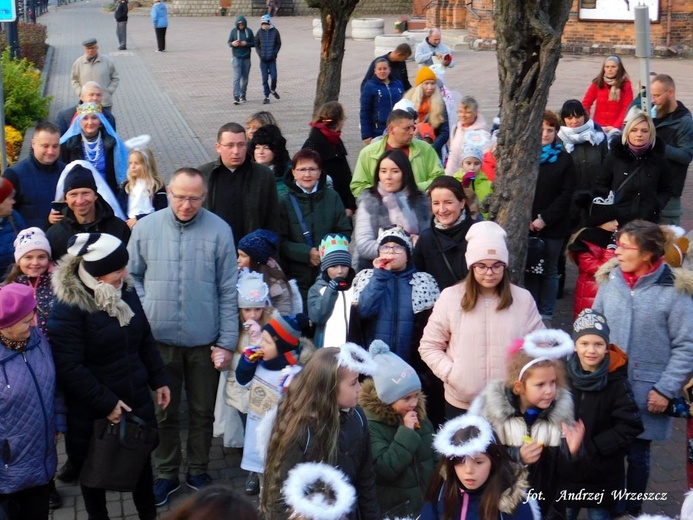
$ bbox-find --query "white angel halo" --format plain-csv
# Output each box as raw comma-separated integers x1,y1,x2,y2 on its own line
518,329,574,381
433,414,494,459
335,343,378,376
282,462,356,520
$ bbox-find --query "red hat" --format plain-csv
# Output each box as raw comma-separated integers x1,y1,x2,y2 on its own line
0,178,14,204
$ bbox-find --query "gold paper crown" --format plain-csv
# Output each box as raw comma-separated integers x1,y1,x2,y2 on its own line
76,102,103,115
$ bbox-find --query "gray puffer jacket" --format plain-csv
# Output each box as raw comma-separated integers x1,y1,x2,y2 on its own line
594,258,693,441
127,206,239,349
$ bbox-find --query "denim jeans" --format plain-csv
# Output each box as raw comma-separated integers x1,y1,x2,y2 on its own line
525,236,563,320
232,57,251,99
612,438,651,516
566,507,612,520
116,21,127,48
260,59,277,97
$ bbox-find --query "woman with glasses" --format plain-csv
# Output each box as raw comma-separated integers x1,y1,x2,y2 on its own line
278,149,352,310
593,219,693,518
419,221,543,420
353,149,430,272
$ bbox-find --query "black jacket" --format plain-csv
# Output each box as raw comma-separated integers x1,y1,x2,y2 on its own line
595,137,672,225
564,346,644,508
532,148,576,239
413,213,475,290
47,255,168,461
46,197,131,261
114,0,128,22
654,101,693,196
116,180,168,221
303,126,356,211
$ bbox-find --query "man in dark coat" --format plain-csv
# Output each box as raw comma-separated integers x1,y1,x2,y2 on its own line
255,15,281,104
46,164,130,260
55,81,117,135
360,43,412,92
198,122,279,242
114,0,128,50
3,121,65,230
651,74,693,226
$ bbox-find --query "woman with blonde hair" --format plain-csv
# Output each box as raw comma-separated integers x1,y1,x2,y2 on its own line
595,111,672,226
404,66,449,158
262,345,379,520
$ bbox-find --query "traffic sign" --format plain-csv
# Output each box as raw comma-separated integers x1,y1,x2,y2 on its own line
0,0,17,22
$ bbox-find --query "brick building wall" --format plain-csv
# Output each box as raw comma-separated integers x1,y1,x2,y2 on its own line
169,0,411,17
462,0,691,53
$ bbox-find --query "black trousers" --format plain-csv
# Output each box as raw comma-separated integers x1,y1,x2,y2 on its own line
0,481,51,520
155,27,167,51
80,457,156,520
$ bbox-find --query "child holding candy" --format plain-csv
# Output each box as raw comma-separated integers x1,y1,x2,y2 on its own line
469,329,585,518
358,340,437,517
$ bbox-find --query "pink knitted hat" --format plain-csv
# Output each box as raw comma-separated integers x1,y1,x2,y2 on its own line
464,221,509,268
0,283,37,329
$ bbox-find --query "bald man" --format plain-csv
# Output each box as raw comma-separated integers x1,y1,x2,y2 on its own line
415,28,455,68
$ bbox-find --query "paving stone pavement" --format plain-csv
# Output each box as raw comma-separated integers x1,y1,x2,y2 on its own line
37,2,693,518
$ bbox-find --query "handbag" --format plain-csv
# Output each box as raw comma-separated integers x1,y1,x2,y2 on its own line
525,233,547,275
79,413,159,492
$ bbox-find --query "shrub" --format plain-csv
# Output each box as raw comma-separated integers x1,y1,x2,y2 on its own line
3,125,23,166
1,49,51,133
1,22,49,70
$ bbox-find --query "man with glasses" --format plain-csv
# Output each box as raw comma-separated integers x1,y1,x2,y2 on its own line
127,168,238,506
199,122,279,242
350,109,443,198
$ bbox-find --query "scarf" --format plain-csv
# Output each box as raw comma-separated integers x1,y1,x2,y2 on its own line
628,141,651,156
377,184,420,235
558,120,605,153
603,76,621,102
78,262,134,326
309,121,342,148
622,258,663,288
0,332,29,352
434,210,466,230
540,142,562,164
566,352,609,392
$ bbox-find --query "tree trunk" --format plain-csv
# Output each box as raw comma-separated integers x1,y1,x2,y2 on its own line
487,0,571,284
309,0,359,116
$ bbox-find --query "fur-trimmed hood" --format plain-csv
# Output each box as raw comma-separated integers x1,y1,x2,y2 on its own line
595,257,693,295
358,378,427,425
51,254,135,313
469,380,574,448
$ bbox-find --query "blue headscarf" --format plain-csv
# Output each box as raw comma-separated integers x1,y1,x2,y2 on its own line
59,102,129,187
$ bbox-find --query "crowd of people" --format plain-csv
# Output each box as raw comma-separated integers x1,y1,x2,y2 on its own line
1,24,693,520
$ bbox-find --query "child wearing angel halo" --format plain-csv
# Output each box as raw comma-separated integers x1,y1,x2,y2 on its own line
262,343,380,520
116,135,167,229
235,310,314,497
420,414,540,520
281,462,357,520
469,329,585,519
358,340,436,517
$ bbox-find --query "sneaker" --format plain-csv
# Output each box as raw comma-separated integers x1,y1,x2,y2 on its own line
263,98,270,105
48,480,62,510
245,471,260,495
240,96,247,103
271,90,280,99
233,97,240,105
153,478,180,507
56,459,79,483
186,472,213,491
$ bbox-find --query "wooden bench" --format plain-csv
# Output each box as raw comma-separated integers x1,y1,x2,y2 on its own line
251,0,294,17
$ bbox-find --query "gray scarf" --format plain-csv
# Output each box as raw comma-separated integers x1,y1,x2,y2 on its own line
78,262,134,326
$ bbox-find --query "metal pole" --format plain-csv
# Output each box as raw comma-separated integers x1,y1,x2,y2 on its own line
1,60,7,173
634,5,651,114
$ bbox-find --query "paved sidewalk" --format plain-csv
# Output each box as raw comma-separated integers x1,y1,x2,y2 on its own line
39,2,692,518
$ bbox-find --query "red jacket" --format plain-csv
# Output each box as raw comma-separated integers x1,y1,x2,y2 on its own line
582,79,633,130
570,238,616,319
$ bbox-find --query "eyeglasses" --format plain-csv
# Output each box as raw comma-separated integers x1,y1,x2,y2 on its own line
615,241,639,251
295,167,320,173
472,262,506,274
170,193,205,204
378,245,406,254
218,142,246,149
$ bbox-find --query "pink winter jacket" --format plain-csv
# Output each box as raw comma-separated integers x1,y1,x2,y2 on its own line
419,283,544,409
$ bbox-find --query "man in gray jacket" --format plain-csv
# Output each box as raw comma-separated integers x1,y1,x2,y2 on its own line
70,39,119,116
128,168,238,506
